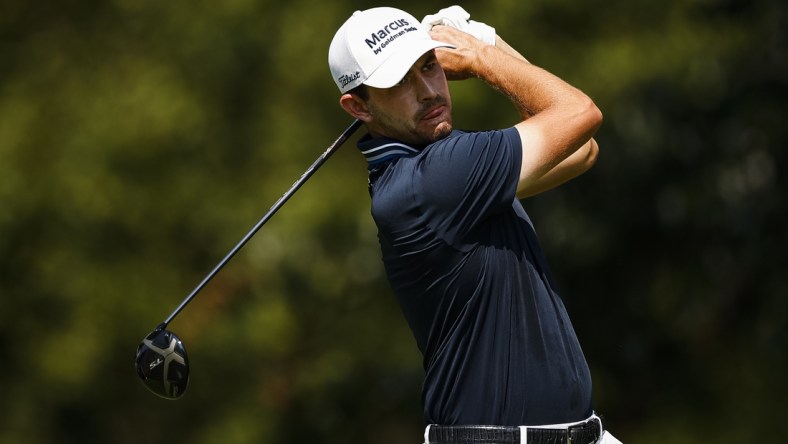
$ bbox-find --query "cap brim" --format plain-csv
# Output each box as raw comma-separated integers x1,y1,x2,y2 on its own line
363,39,455,89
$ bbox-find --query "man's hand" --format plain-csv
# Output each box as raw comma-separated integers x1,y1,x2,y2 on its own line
429,24,531,82
429,25,490,81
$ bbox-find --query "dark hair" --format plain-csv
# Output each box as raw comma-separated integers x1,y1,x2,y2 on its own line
348,84,369,101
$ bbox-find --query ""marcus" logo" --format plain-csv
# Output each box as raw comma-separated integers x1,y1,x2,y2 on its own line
365,18,415,54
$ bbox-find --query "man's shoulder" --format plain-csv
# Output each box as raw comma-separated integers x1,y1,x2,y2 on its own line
417,128,521,171
425,127,521,152
425,129,473,149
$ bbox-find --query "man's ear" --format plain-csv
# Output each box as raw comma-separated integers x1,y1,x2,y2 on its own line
339,94,372,123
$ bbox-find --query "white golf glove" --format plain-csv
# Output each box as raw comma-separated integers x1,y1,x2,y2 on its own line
421,5,496,45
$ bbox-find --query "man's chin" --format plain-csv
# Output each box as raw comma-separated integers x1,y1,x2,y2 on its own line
431,121,453,141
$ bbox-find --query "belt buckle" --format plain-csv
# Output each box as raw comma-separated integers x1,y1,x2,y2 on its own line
566,420,585,444
566,424,575,444
567,418,599,444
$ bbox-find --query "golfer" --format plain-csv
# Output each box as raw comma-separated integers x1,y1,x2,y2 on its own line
329,6,620,444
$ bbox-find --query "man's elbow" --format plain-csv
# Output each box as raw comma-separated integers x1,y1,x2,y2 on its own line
579,97,603,137
575,99,602,171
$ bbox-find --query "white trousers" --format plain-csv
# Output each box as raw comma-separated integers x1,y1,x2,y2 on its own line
598,431,623,443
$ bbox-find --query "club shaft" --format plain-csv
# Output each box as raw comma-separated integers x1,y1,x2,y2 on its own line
161,119,363,327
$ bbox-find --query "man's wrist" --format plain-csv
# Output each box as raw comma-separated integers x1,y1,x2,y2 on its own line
473,44,506,80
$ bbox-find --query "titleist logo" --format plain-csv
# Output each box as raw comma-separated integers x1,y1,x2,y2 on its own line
339,71,361,88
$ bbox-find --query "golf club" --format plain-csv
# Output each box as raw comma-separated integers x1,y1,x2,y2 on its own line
136,119,363,399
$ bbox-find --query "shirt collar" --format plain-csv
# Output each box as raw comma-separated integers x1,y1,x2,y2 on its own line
357,134,421,169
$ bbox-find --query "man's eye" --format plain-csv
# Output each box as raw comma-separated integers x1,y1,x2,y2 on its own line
424,61,437,71
396,77,408,86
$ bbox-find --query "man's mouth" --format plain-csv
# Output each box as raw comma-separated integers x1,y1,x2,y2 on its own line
421,104,447,121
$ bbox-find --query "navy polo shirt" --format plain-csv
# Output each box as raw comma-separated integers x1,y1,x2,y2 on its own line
359,128,593,426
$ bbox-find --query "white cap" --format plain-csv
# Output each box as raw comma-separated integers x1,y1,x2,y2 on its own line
329,7,455,93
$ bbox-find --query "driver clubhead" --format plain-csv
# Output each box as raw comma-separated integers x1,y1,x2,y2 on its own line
135,328,189,399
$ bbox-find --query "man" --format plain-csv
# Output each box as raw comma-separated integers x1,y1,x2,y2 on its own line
328,6,620,444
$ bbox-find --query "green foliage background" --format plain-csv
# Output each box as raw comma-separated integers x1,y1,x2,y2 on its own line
1,0,786,442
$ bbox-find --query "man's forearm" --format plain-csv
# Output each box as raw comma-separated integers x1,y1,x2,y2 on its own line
495,36,529,64
471,44,593,123
516,138,599,199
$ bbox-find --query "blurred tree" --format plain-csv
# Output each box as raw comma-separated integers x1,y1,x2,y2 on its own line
0,0,785,443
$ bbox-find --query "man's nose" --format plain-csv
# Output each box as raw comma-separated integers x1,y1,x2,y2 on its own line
414,73,438,101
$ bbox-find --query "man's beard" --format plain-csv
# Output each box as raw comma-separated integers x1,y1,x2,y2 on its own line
416,96,452,143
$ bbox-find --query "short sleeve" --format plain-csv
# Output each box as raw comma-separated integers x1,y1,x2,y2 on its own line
414,128,522,243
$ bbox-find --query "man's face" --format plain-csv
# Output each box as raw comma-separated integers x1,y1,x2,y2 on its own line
364,51,453,146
